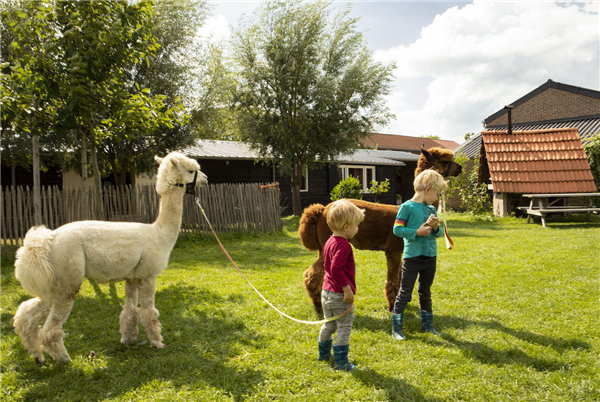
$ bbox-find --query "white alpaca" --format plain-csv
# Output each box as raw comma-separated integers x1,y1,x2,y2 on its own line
13,152,207,363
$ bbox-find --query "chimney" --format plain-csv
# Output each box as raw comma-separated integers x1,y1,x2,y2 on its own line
505,105,514,134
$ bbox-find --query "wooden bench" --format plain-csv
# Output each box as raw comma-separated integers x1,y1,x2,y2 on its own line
520,193,600,227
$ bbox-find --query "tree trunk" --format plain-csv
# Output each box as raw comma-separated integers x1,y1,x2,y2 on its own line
291,162,302,216
80,129,89,220
90,129,105,220
32,133,42,226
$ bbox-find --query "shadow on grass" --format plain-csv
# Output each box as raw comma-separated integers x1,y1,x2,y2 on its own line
354,308,588,372
9,284,265,401
172,231,314,273
352,368,444,402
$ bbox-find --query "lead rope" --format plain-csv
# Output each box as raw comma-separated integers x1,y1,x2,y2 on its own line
194,198,353,325
438,216,454,249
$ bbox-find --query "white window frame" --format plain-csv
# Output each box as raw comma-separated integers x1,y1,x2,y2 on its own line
338,165,375,193
293,166,309,192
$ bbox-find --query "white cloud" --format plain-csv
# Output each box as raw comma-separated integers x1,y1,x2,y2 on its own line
375,0,599,143
197,14,231,43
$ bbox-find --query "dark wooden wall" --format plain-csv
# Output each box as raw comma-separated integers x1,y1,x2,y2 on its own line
1,164,63,189
196,158,414,216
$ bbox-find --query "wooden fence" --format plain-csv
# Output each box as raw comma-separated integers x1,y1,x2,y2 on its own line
1,182,283,259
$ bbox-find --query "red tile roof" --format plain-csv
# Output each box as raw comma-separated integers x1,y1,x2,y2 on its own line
481,128,598,194
364,133,460,153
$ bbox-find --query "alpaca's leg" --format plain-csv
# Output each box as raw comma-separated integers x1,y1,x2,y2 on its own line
39,295,76,363
384,249,403,312
303,252,325,314
13,298,51,364
120,279,139,346
138,278,164,348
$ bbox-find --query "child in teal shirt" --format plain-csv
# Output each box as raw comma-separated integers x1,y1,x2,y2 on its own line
391,170,448,340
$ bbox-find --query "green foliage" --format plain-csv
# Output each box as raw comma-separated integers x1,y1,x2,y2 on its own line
584,133,600,206
330,175,363,201
367,178,390,203
103,0,218,183
446,152,490,213
1,0,211,184
231,0,395,215
2,214,599,401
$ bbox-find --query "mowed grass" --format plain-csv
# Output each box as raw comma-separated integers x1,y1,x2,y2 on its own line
1,213,599,401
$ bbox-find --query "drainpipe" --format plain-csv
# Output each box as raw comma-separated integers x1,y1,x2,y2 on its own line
505,105,514,134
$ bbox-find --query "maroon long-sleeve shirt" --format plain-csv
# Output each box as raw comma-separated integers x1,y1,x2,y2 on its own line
322,236,356,295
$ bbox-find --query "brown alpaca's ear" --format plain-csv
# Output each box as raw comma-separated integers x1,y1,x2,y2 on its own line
155,156,164,164
421,148,437,165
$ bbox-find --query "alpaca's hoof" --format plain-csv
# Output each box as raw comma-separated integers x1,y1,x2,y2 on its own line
150,341,165,349
121,336,138,346
34,356,45,365
53,354,71,363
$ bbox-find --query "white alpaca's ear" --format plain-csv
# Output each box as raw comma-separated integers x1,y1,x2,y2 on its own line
170,158,182,170
155,156,163,164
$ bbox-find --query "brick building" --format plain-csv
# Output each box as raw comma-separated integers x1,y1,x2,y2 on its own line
457,80,600,160
484,79,600,129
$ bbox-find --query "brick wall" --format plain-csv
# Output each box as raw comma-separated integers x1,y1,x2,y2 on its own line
487,88,600,126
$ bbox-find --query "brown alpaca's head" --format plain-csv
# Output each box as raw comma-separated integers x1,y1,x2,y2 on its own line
415,147,462,178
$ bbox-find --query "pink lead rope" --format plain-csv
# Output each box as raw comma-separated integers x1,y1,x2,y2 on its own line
195,198,353,325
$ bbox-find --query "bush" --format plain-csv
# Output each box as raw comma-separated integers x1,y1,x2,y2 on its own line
368,178,390,203
446,152,490,213
330,175,363,201
584,133,600,207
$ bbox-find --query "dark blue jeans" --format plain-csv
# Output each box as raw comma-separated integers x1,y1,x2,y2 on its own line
392,256,437,314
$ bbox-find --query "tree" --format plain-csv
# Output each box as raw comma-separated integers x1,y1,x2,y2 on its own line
1,0,62,225
231,0,395,215
100,0,217,185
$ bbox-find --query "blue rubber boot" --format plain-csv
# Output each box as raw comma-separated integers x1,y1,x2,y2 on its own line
420,311,441,336
333,344,356,371
318,339,333,361
392,313,405,340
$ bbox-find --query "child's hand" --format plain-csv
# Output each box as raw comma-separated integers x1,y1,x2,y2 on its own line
426,214,440,230
416,222,432,237
342,286,354,304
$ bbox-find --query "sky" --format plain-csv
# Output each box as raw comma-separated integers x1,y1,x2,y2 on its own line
202,0,600,144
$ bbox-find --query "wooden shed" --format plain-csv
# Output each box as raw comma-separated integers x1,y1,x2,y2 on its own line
479,128,597,216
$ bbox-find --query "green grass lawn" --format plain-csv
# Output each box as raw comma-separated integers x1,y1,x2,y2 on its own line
1,213,599,401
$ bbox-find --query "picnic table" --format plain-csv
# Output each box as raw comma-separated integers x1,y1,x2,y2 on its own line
519,193,600,227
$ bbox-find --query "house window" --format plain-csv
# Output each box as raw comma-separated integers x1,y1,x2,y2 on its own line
338,165,375,192
299,166,308,192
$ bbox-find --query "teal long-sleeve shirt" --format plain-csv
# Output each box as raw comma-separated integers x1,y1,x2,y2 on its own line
393,200,443,259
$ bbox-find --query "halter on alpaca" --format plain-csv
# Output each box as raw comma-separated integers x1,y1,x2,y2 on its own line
13,152,207,364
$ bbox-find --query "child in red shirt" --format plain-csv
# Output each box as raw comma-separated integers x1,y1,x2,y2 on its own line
318,199,365,371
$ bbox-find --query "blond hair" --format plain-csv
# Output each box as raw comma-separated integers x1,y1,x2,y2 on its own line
326,199,365,231
414,170,448,192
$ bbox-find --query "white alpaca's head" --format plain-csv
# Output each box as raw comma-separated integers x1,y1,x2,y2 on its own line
154,152,207,195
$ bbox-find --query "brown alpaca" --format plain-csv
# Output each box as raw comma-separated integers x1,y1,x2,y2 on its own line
299,147,462,314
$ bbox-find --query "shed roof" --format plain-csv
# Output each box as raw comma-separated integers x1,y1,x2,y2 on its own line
481,128,597,194
455,114,600,158
183,140,415,166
